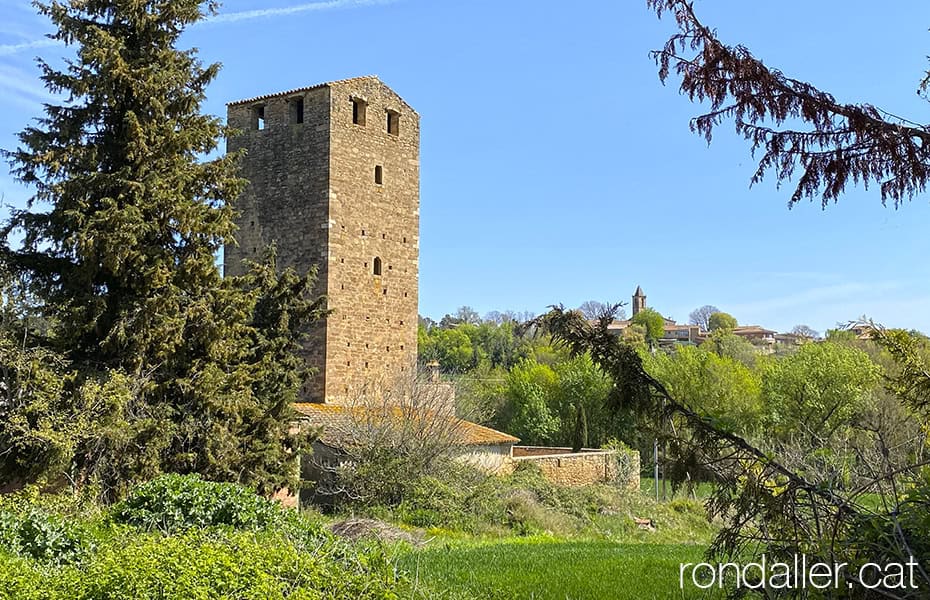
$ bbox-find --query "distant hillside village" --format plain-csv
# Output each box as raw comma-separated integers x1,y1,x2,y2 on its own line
604,285,829,351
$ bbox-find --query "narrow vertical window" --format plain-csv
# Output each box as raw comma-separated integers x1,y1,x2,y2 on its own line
252,105,265,130
386,110,400,135
352,98,367,125
373,256,382,276
374,165,383,185
289,97,304,124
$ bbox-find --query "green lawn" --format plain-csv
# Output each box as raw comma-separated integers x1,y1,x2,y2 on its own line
399,538,724,600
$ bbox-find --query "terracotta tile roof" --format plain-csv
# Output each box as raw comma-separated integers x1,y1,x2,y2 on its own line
292,403,519,447
732,325,777,335
227,75,419,115
228,76,376,106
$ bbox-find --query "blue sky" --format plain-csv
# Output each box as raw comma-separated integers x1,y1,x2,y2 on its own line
2,1,930,335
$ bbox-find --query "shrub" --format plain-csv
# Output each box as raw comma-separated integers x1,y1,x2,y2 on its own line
602,438,638,486
0,507,92,565
110,473,282,533
0,530,402,600
396,475,466,529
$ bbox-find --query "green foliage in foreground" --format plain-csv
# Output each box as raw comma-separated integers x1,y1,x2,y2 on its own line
111,473,282,533
0,476,402,600
400,540,721,600
0,505,92,566
0,531,400,600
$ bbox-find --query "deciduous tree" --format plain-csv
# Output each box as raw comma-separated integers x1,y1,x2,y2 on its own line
707,311,737,332
688,305,719,330
579,300,625,321
630,307,665,343
791,324,819,339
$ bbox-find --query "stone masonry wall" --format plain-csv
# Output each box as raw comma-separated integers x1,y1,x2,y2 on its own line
225,77,418,403
226,86,332,400
324,78,419,404
507,448,641,489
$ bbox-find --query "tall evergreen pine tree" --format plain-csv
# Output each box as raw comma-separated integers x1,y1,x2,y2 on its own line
0,0,323,499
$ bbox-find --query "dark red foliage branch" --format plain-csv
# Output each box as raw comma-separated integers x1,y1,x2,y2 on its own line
648,0,930,208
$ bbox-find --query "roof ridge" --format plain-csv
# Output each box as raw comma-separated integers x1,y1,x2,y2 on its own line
227,75,380,106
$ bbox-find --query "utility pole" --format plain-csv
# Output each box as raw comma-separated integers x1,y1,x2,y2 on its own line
653,437,659,502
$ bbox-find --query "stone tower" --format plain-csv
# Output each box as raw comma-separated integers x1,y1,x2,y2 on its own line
632,285,646,316
225,76,419,404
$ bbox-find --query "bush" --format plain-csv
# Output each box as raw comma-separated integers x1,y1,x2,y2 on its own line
110,473,282,533
0,530,402,600
0,477,403,600
389,461,610,536
0,507,92,565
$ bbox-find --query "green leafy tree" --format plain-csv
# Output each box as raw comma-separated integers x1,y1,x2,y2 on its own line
760,342,880,444
645,345,763,434
630,308,665,342
495,360,559,445
551,354,614,448
465,321,530,370
701,329,758,367
707,312,737,332
418,326,475,373
0,1,322,498
571,401,588,453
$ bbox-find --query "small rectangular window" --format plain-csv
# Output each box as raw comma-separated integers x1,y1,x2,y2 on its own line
289,97,304,124
386,110,399,135
252,105,265,130
352,98,367,125
375,165,383,185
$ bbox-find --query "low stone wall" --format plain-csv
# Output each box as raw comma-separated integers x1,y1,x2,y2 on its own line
512,446,580,458
507,446,640,489
456,443,514,474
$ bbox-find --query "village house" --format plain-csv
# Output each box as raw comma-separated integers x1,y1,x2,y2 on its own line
603,286,804,352
605,286,702,345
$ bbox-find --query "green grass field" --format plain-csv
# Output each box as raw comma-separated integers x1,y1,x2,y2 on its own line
399,538,724,600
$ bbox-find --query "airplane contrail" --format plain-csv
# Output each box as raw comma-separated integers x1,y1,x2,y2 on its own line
204,0,397,24
0,0,398,56
0,38,57,58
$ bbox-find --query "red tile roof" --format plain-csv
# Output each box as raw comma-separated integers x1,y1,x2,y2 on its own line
292,403,519,447
732,326,777,335
228,76,376,106
227,75,419,115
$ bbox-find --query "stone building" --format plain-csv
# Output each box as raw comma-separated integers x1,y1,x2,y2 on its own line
608,286,702,345
225,76,419,404
225,77,632,497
